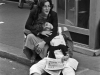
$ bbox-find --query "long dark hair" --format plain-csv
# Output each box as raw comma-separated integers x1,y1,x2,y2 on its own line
37,0,53,14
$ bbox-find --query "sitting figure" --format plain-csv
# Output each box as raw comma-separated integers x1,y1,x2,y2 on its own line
48,31,69,60
23,0,58,64
30,28,79,75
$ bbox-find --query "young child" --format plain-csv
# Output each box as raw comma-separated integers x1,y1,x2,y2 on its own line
32,13,53,35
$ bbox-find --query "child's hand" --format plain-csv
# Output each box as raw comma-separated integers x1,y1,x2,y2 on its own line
61,55,69,63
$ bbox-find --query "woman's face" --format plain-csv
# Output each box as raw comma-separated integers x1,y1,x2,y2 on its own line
42,1,51,15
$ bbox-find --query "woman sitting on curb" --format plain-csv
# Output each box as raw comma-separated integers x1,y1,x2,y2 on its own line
23,0,58,63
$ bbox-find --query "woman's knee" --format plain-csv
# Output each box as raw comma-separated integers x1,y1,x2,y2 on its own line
26,34,36,41
62,67,75,75
27,34,35,38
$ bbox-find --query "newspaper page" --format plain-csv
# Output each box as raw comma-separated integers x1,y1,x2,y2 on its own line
44,69,61,75
45,58,79,75
45,58,64,70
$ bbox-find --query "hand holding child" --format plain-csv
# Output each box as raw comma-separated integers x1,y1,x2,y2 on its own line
61,55,69,63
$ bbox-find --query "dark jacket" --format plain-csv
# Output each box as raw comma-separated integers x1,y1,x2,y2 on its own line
25,8,58,44
48,45,69,58
48,31,73,58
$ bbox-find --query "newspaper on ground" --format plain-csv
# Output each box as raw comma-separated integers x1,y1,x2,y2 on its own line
45,58,79,75
44,69,61,75
45,58,63,75
45,58,79,71
45,58,64,70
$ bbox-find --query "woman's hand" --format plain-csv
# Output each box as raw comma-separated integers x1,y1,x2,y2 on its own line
41,31,52,37
61,55,69,63
36,41,46,54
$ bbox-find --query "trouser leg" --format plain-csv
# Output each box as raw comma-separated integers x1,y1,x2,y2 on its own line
24,34,49,58
23,46,33,60
24,34,39,61
24,34,46,62
30,58,47,75
62,67,75,75
25,34,40,50
18,0,25,8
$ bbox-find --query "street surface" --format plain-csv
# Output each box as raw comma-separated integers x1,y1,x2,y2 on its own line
0,57,29,75
0,1,30,49
0,1,100,75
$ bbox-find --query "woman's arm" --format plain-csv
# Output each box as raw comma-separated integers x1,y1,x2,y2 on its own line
43,11,58,43
25,9,39,35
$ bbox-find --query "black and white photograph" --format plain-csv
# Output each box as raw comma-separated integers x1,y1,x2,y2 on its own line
0,0,100,75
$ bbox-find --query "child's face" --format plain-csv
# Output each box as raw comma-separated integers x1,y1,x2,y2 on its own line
43,22,53,31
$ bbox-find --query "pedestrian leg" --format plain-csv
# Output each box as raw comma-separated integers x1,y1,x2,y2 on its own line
18,0,25,8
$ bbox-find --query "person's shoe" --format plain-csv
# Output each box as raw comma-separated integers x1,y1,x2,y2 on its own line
18,3,24,9
30,49,38,64
30,60,35,64
30,58,38,64
30,56,36,63
18,6,23,9
23,47,33,60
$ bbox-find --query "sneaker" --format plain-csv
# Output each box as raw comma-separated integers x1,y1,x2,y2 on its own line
18,5,23,8
30,56,36,63
18,3,24,8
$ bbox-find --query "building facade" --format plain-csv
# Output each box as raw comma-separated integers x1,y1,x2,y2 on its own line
52,0,100,56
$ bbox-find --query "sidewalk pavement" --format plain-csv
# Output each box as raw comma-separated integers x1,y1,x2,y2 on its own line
0,42,100,75
0,57,29,75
